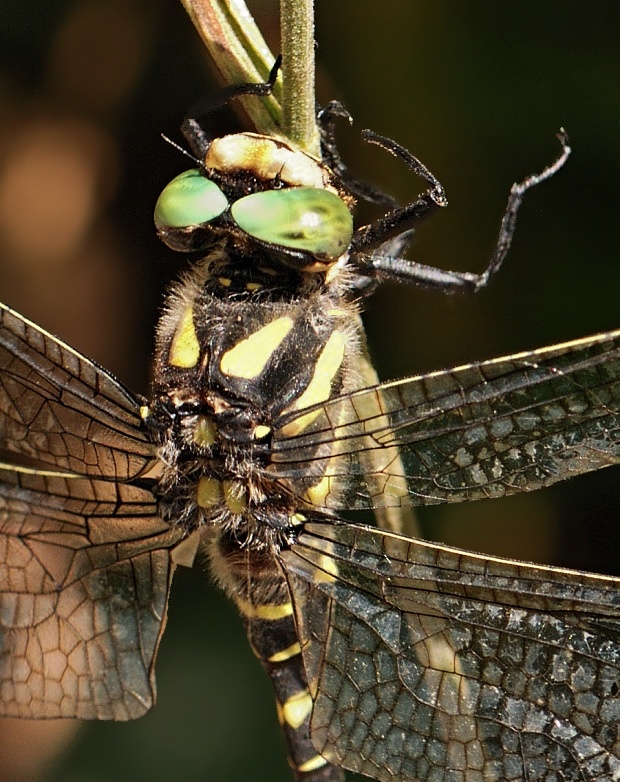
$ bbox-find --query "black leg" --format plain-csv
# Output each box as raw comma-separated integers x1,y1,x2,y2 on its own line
182,56,282,158
317,101,397,207
352,129,571,294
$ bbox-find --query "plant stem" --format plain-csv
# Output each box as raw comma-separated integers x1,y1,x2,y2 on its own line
180,0,319,154
180,0,281,135
280,0,319,155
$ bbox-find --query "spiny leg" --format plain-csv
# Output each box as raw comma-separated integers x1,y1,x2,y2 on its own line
350,129,448,258
182,56,282,158
351,129,571,294
317,101,397,207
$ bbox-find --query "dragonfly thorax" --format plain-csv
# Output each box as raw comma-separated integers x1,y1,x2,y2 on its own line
147,258,360,533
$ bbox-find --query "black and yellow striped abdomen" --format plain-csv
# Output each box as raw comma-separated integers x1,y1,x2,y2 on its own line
207,524,341,781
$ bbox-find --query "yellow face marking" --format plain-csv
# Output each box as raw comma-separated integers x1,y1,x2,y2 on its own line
304,474,332,507
139,405,149,420
254,424,271,440
169,306,200,368
245,281,263,291
235,597,293,620
298,755,328,773
223,480,247,514
196,476,223,508
281,329,346,437
281,689,313,730
268,641,301,663
218,277,232,287
193,415,217,448
220,316,293,379
258,266,278,276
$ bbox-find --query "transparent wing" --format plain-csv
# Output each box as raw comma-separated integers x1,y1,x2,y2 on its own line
270,329,620,509
0,466,196,720
0,305,197,719
281,520,620,782
0,302,154,480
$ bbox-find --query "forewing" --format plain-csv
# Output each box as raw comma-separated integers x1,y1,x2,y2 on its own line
0,467,197,720
281,520,620,782
0,302,154,480
270,329,620,509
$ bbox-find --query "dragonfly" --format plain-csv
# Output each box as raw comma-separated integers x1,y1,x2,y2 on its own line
1,61,619,782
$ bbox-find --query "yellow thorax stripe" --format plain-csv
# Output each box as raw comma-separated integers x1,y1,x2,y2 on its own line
281,329,346,436
169,305,200,368
220,316,294,379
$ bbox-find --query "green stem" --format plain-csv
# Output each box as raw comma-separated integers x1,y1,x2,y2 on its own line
180,0,282,134
180,0,319,154
280,0,320,155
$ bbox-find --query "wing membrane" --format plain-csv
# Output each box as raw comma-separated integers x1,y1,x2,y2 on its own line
271,329,620,509
281,520,620,782
0,467,196,720
0,302,154,480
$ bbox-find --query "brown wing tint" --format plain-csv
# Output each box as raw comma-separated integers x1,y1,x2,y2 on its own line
0,305,197,719
271,328,620,510
0,302,154,480
282,520,620,782
0,468,196,719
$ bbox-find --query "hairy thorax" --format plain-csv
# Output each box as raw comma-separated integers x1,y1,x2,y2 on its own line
145,248,361,552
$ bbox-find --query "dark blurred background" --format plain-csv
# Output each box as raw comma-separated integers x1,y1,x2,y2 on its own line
0,1,619,780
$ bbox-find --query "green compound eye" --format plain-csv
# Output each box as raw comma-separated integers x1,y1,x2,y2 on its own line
154,169,228,229
231,187,353,259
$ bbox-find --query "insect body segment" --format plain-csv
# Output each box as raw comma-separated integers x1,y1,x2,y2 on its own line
215,534,336,781
149,245,359,537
